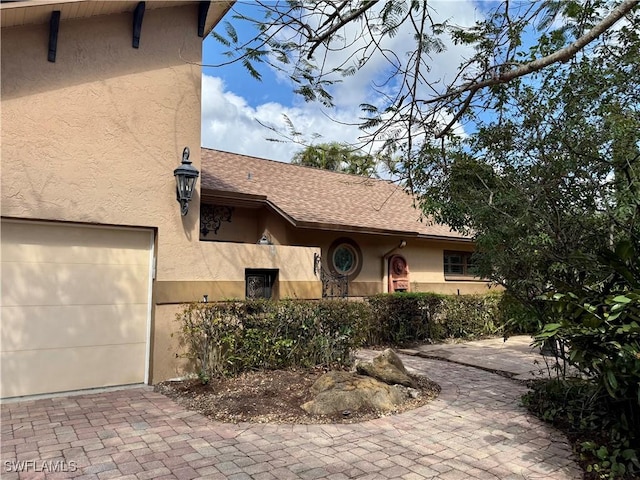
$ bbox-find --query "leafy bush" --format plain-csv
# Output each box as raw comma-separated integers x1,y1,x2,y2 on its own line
365,292,444,345
527,239,640,479
523,378,639,479
364,291,521,346
176,299,369,381
175,301,243,383
439,294,504,339
498,291,542,334
533,242,640,412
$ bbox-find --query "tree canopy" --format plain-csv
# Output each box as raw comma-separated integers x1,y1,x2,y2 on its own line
291,142,379,176
211,1,637,159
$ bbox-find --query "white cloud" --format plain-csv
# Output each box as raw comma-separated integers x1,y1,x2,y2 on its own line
201,75,369,162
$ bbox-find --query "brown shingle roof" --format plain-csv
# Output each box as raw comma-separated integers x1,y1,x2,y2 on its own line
200,148,469,240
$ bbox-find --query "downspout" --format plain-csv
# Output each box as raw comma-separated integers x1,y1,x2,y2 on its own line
382,240,407,293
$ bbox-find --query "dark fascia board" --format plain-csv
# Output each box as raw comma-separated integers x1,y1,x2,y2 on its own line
47,10,60,62
197,1,210,37
200,191,267,206
293,219,420,238
132,1,145,48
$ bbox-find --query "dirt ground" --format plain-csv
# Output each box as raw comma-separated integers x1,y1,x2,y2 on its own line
155,368,440,424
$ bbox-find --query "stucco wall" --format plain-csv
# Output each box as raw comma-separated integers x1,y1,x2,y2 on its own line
1,5,209,279
289,229,488,295
200,206,260,243
258,207,290,245
0,4,231,384
155,242,322,303
199,204,293,245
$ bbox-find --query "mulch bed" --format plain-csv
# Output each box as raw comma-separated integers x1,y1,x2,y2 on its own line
155,367,440,424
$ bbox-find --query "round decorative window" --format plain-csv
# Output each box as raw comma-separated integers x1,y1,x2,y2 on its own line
333,245,357,275
328,238,362,279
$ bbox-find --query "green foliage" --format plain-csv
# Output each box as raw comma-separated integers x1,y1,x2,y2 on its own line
364,292,525,346
176,299,370,380
532,238,640,434
174,301,242,383
498,291,542,334
525,239,640,479
291,142,379,177
417,10,640,313
177,293,527,378
365,293,444,345
523,378,639,479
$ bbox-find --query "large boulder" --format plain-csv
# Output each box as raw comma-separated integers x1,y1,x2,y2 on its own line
301,371,407,415
356,349,416,388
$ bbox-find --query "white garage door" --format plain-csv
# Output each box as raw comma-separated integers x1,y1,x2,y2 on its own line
1,220,153,398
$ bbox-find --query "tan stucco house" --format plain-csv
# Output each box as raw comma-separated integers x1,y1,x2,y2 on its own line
0,0,488,400
199,149,488,299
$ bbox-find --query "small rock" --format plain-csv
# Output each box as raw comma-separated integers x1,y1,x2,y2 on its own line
407,388,420,399
356,349,416,388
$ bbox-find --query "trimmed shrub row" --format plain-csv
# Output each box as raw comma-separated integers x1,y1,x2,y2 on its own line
176,299,370,382
176,292,534,381
365,291,533,346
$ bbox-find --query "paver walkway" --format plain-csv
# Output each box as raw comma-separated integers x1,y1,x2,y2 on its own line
399,335,557,381
1,350,582,479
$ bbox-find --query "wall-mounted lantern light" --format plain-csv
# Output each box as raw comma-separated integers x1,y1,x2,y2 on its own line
173,147,199,216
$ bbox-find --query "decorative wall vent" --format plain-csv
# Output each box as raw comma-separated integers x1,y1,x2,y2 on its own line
388,255,410,292
200,204,233,236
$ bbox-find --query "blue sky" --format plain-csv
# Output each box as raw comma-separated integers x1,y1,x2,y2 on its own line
200,1,487,163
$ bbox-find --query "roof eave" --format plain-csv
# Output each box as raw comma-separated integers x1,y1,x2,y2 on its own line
1,0,234,33
201,190,299,227
293,220,420,238
202,187,472,241
415,233,474,242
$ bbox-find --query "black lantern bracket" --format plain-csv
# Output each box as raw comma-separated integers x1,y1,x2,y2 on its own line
173,146,199,216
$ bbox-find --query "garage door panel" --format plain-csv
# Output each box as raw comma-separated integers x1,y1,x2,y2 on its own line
1,304,148,351
0,343,146,398
1,222,151,265
2,262,150,307
0,220,152,398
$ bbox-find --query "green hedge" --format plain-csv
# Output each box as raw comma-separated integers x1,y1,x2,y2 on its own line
364,292,526,346
176,299,370,382
176,292,535,381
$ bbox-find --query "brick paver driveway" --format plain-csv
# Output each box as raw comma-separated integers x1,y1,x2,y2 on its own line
1,353,582,479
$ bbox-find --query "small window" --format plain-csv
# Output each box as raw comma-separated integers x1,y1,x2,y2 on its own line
245,269,278,299
328,238,362,279
444,251,475,277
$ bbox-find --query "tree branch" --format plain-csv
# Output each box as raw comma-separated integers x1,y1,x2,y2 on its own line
435,87,479,139
307,0,381,59
427,0,638,106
